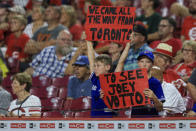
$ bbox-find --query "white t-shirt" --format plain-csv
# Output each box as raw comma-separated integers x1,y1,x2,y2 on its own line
8,95,41,117
162,81,186,113
24,22,48,38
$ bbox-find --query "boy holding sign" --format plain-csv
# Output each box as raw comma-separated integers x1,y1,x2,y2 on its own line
130,51,165,117
87,41,116,117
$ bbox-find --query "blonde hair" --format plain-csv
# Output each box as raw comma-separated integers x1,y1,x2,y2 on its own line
183,40,196,53
95,54,112,66
60,5,76,27
11,15,27,25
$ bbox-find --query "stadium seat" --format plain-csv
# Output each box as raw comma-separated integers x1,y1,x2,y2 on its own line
69,96,91,111
41,97,64,111
6,58,20,73
32,75,52,88
30,85,59,99
42,111,64,118
117,109,132,118
63,99,72,111
51,76,69,88
75,111,91,118
2,74,12,88
58,87,67,99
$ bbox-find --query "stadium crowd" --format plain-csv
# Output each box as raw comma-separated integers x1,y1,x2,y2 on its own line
0,0,196,118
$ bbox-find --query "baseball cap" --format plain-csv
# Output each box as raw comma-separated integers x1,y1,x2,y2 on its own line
73,56,89,66
133,23,148,40
8,5,26,15
137,51,154,62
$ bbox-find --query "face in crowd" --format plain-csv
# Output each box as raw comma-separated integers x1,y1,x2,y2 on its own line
56,30,73,56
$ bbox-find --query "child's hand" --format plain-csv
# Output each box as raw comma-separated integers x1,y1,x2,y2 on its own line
143,88,156,99
100,89,105,99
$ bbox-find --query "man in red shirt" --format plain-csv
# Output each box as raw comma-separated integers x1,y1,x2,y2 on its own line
181,0,196,41
150,17,182,57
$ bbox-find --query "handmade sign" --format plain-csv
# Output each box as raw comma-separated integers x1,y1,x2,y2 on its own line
99,68,150,109
85,6,136,43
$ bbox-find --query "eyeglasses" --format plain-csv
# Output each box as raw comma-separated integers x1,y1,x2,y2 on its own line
159,24,170,28
182,48,194,52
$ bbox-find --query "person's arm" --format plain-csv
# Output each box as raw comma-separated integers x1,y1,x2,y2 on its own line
24,39,56,54
64,42,87,75
143,89,163,112
187,83,196,101
115,42,131,72
147,32,160,41
87,41,95,73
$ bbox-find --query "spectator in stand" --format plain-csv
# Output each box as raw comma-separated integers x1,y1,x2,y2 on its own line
151,67,186,116
108,42,123,72
23,6,47,38
123,23,153,71
116,41,165,117
26,30,77,78
172,40,196,82
24,5,67,55
60,5,83,41
8,5,26,21
131,51,165,117
112,0,133,7
5,15,29,72
135,0,162,42
150,17,182,57
153,43,187,97
67,55,92,99
87,41,116,118
181,0,196,41
8,72,41,117
0,4,10,77
0,3,10,47
186,69,196,116
0,69,12,117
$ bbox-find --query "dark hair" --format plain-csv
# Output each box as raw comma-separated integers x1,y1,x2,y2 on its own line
161,17,176,29
12,72,32,92
150,0,160,9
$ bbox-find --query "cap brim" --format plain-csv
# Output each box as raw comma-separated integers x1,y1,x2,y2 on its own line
72,62,87,66
137,55,153,62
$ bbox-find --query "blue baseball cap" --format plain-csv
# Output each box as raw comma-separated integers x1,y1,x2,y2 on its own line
137,51,154,62
73,56,89,66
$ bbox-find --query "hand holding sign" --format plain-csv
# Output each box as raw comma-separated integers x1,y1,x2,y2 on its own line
99,69,150,109
85,6,136,43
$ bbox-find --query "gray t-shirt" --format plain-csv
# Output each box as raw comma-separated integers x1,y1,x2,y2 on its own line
0,87,12,115
32,24,67,41
188,69,196,86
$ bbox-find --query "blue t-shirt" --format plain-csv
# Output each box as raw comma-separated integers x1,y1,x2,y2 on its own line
90,72,116,117
67,76,92,99
131,77,165,117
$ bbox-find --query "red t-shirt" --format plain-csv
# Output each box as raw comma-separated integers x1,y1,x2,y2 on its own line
6,33,29,59
69,24,84,41
172,62,196,78
163,69,186,96
181,16,196,40
150,38,182,57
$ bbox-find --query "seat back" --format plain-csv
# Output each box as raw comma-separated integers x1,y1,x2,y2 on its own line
41,97,64,111
30,85,58,99
32,75,52,88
